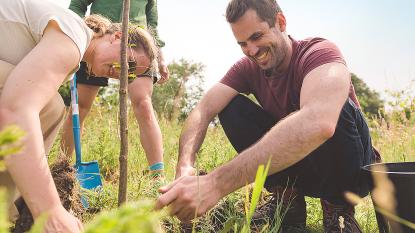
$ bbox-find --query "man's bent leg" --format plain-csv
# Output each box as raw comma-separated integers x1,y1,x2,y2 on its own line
269,99,371,233
317,100,370,233
218,94,306,229
219,95,276,151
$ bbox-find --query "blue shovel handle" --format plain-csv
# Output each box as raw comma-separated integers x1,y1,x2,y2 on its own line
70,75,82,167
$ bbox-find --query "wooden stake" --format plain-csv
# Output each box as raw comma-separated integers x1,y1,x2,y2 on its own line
118,0,130,206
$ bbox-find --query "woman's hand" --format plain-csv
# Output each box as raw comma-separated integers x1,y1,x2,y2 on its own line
43,205,83,233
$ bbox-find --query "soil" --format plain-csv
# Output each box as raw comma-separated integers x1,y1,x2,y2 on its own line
11,158,84,233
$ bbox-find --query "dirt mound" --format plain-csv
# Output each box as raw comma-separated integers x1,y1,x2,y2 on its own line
12,158,84,233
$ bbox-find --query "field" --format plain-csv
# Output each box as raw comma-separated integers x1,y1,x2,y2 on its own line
44,102,415,232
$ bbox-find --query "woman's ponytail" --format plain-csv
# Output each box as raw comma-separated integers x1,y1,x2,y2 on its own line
84,14,112,37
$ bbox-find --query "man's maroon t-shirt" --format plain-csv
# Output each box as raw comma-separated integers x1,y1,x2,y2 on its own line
220,37,359,122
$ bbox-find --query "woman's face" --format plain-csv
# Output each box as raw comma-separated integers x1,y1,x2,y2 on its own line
89,33,151,79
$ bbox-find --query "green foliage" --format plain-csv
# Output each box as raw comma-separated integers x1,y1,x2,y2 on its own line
151,68,180,119
84,201,164,233
152,58,205,121
351,73,384,117
97,82,120,107
385,88,415,124
58,82,71,106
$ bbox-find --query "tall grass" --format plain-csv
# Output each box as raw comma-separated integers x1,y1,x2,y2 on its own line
45,103,415,232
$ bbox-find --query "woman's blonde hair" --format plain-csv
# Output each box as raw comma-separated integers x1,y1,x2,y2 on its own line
84,14,158,68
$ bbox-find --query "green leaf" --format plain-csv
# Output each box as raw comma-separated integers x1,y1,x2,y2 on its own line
241,158,271,233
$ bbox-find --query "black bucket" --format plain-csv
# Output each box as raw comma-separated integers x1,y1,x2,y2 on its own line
362,162,415,233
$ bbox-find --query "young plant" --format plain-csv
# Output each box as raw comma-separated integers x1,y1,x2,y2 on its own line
241,159,271,233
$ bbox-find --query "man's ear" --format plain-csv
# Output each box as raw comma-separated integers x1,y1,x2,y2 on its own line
276,12,287,32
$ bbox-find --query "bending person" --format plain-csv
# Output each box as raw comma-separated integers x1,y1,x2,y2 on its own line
0,0,158,232
60,0,168,178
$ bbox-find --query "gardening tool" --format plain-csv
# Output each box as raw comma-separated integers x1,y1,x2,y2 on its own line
70,74,103,207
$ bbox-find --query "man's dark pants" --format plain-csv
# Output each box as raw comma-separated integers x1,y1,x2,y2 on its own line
218,94,373,205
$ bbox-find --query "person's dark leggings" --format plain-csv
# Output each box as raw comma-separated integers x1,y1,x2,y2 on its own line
218,94,374,204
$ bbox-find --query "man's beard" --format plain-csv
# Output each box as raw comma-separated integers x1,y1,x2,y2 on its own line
263,44,286,78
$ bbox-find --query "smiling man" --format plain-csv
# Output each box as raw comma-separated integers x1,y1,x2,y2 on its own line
156,0,376,232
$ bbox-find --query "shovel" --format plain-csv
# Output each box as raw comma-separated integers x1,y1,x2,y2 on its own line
70,74,103,207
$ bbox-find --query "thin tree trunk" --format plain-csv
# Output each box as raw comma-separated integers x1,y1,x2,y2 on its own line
118,0,130,206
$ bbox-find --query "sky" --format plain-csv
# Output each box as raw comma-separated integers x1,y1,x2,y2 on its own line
56,0,415,97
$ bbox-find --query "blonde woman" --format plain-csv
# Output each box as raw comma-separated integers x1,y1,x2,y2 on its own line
0,0,158,232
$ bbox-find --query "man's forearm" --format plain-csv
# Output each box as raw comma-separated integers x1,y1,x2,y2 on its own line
210,108,334,197
176,83,239,175
177,109,210,168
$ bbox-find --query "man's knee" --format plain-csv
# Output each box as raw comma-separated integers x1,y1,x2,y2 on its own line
219,94,249,122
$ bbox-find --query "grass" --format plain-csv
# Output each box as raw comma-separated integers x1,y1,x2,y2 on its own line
45,104,415,232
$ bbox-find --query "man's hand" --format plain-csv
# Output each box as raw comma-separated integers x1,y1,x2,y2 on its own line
43,205,83,233
155,174,222,222
175,165,196,180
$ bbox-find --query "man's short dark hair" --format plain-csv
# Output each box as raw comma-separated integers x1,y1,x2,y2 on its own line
226,0,282,27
